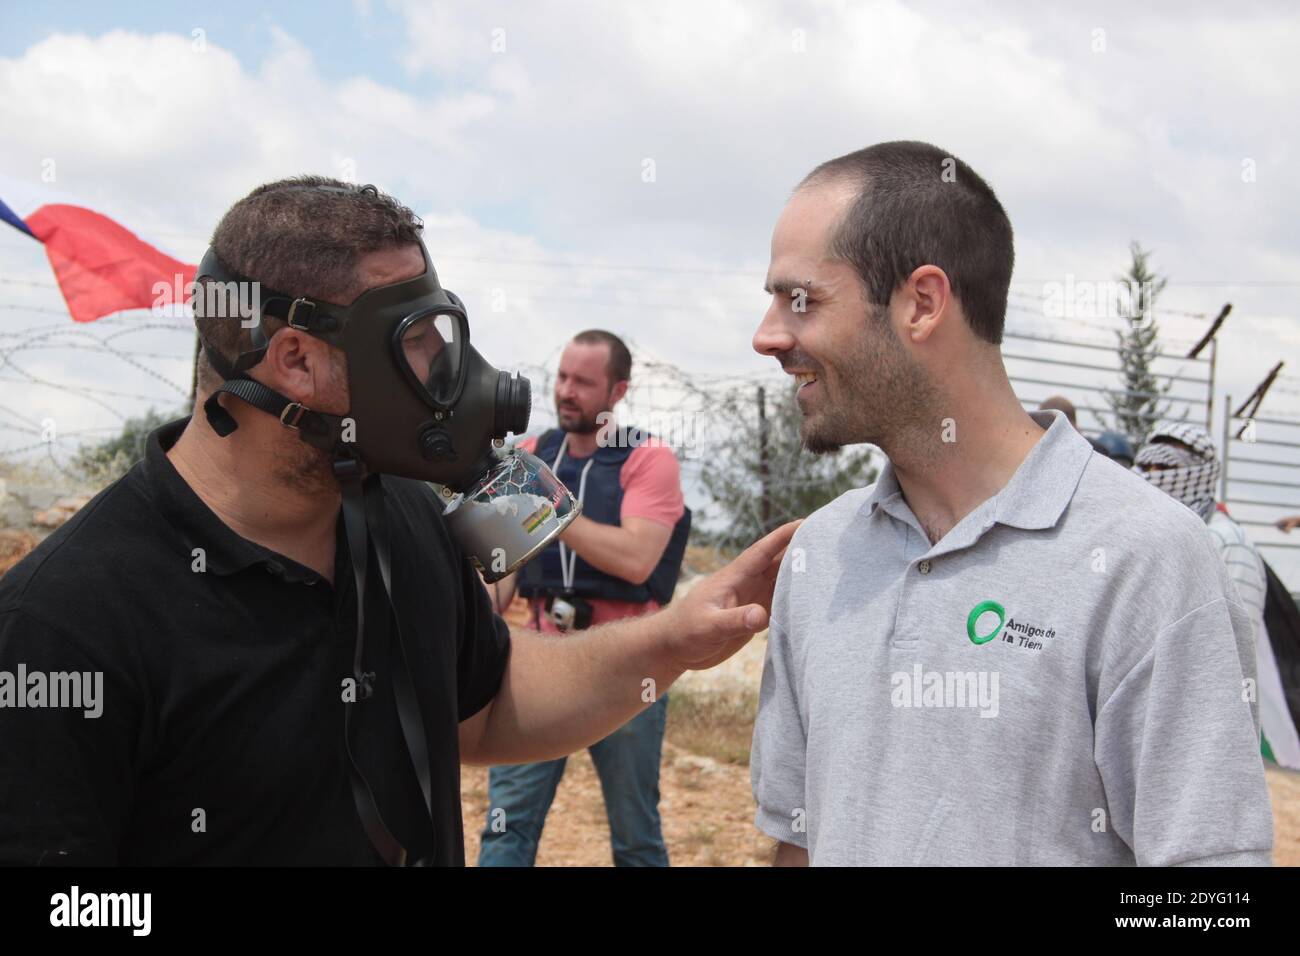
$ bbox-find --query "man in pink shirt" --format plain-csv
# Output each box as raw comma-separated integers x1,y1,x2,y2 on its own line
478,330,688,866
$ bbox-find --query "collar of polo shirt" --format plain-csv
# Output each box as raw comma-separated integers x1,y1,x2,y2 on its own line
860,410,1094,536
146,419,330,583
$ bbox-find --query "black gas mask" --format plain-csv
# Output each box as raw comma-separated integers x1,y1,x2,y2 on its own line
191,186,578,866
193,217,577,578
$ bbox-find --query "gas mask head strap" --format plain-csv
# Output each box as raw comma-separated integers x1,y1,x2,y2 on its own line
193,183,380,442
193,246,344,445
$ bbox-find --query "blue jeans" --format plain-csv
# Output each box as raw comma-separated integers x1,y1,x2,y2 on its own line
478,694,669,867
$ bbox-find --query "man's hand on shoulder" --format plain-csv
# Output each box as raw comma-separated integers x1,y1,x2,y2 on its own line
659,520,799,672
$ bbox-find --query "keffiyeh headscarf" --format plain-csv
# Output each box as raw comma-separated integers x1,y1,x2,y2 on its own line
1133,420,1221,522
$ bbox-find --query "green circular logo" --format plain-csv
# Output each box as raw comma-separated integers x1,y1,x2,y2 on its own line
967,600,1005,645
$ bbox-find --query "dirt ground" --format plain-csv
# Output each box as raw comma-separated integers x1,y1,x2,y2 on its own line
462,628,1300,866
1268,766,1300,866
461,737,1300,869
463,742,777,866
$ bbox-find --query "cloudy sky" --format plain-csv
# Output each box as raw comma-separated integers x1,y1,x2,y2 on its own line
1,0,1298,572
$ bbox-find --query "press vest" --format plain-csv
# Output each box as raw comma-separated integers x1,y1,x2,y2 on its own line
518,427,690,605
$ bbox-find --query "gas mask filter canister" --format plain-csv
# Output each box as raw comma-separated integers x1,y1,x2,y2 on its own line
442,447,580,583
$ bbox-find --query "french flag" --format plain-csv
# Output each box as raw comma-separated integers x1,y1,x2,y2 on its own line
0,175,195,323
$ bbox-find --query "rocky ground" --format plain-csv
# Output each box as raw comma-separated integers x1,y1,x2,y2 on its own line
0,462,96,538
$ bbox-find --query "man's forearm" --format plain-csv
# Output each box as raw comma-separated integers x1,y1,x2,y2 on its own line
560,515,651,583
470,609,683,764
464,520,798,767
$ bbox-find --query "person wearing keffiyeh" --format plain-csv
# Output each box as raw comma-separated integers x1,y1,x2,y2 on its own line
1132,420,1222,522
1135,421,1300,765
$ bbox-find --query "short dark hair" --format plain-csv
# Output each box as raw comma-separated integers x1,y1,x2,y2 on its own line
801,141,1014,344
196,175,423,388
572,329,632,385
1038,395,1077,426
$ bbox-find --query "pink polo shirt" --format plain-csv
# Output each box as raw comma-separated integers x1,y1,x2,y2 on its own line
517,433,685,633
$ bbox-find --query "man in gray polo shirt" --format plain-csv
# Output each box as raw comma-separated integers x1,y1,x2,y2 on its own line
749,140,1273,866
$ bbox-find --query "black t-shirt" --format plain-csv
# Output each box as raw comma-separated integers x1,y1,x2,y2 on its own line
0,419,511,865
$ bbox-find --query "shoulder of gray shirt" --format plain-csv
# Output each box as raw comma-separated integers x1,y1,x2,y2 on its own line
774,448,1246,658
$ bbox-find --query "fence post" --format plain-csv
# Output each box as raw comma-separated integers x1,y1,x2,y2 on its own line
1206,337,1216,430
1220,393,1232,502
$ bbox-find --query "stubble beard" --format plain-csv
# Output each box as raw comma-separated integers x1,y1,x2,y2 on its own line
559,413,601,435
275,349,349,495
800,314,937,455
557,391,612,436
274,438,338,496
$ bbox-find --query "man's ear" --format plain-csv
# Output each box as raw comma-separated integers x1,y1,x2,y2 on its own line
609,379,630,406
900,265,952,344
253,327,326,403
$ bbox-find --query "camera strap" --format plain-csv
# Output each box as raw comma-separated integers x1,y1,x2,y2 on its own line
551,436,595,591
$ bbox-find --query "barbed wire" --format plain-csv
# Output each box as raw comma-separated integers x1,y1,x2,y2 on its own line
1,273,1284,324
1005,288,1213,321
1,326,190,399
0,299,1294,551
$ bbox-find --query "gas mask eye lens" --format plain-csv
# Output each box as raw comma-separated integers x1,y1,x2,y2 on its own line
400,315,446,375
398,311,463,406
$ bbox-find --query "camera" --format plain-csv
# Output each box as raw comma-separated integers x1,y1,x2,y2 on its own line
546,590,593,632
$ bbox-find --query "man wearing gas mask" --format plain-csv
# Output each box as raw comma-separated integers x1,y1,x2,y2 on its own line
477,329,689,867
0,178,794,867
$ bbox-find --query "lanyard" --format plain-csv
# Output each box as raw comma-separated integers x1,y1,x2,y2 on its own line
552,435,595,591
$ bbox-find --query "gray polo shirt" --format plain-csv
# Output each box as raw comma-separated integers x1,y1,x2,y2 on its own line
751,410,1274,865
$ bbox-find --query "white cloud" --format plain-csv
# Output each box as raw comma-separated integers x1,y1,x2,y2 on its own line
0,3,1297,575
0,5,1295,382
